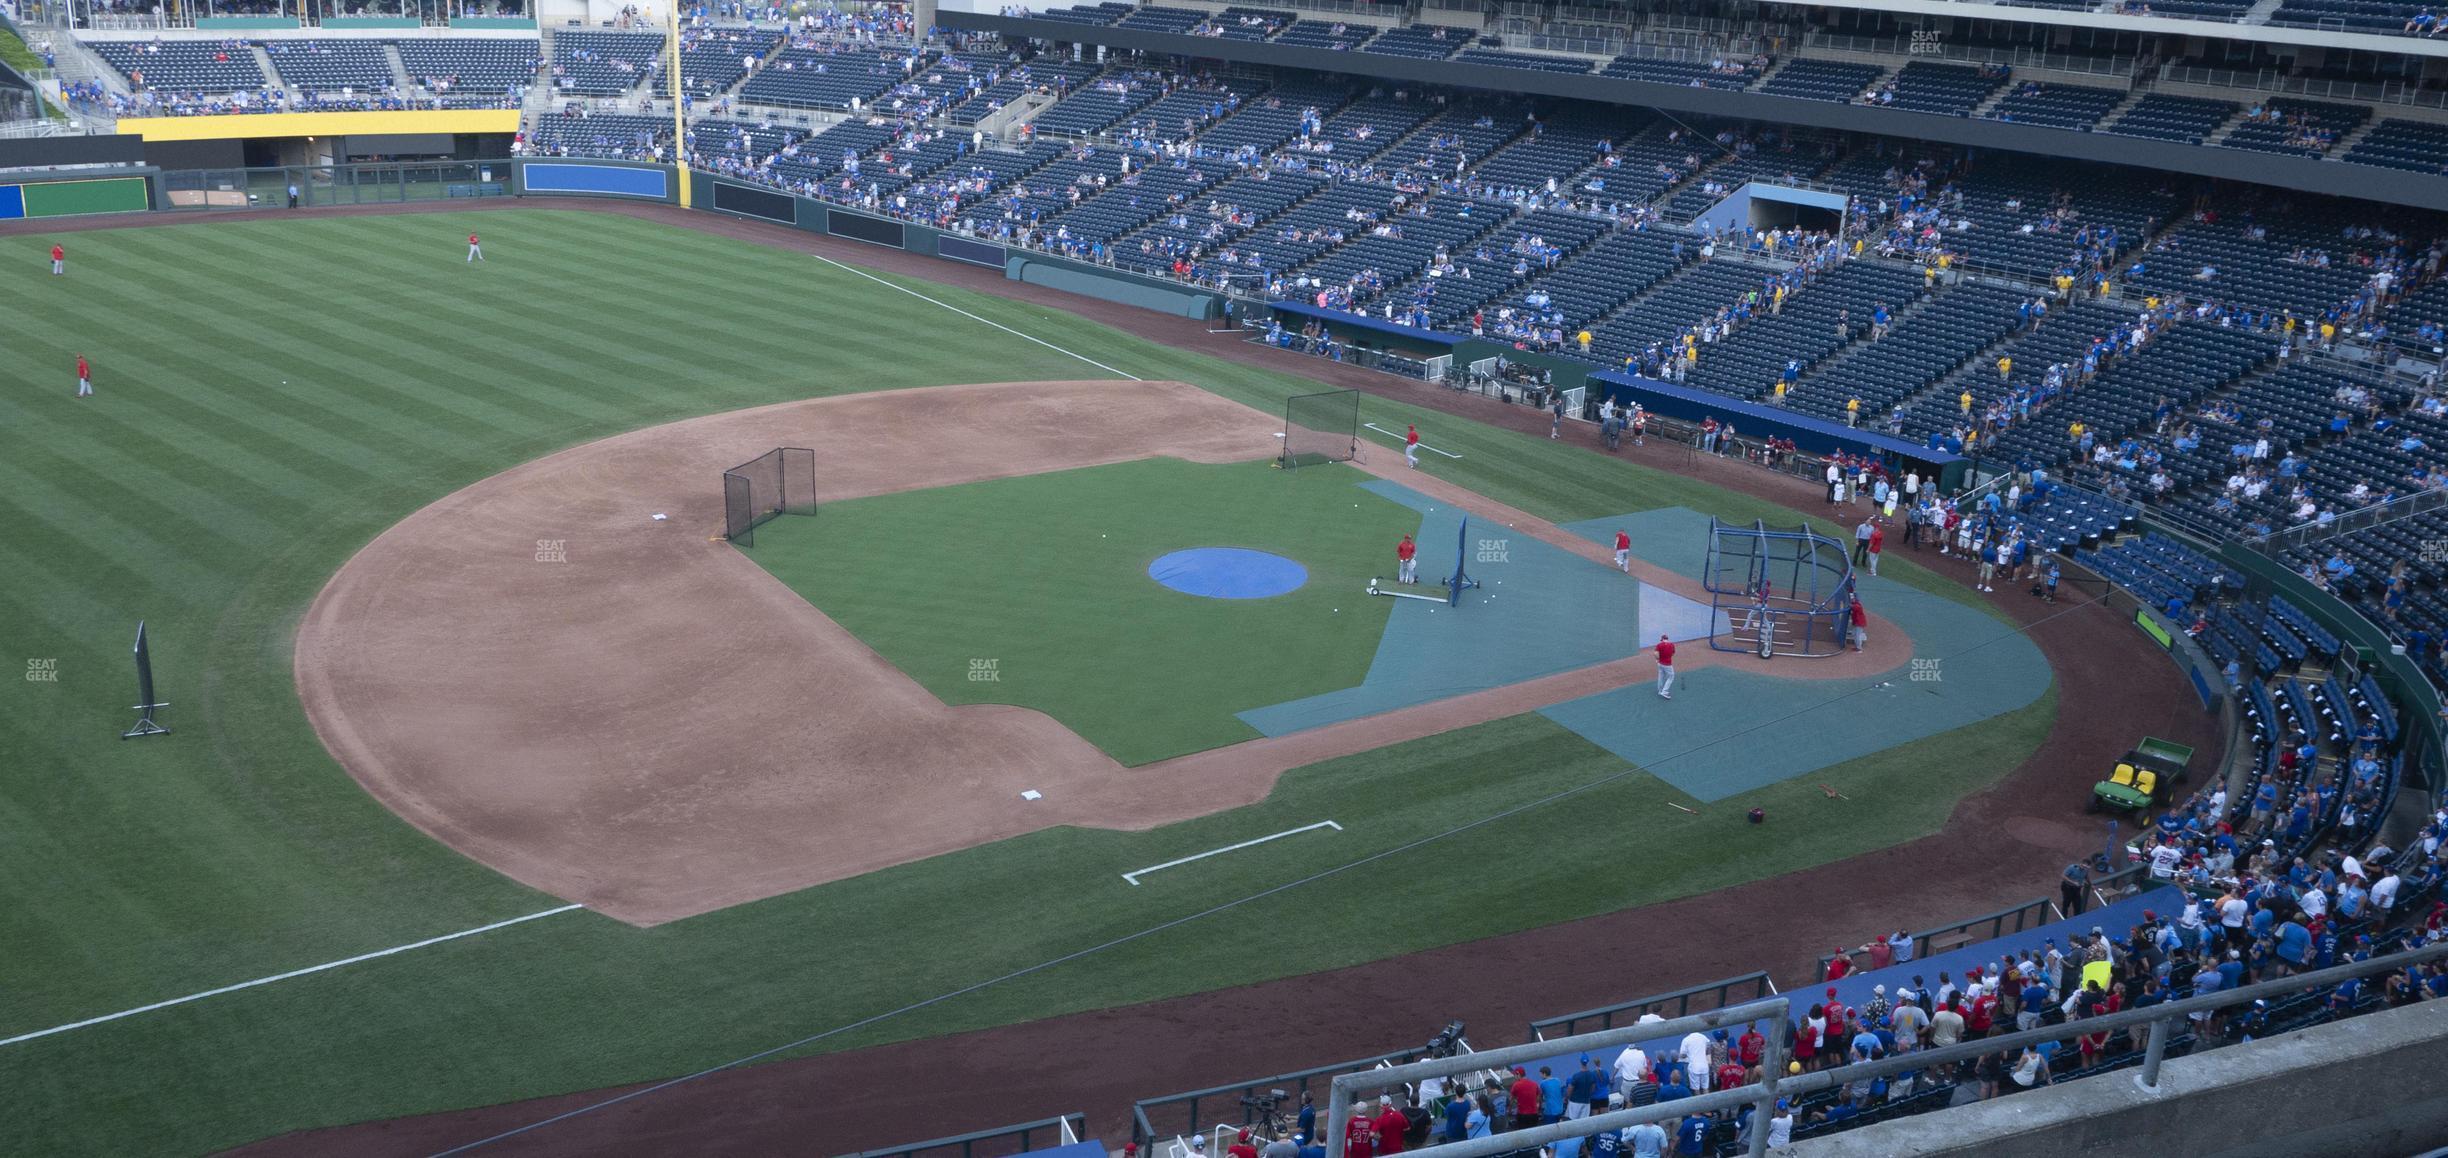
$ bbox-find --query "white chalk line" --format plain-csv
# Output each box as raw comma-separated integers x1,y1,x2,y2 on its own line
1122,821,1343,885
1363,421,1462,459
810,254,1144,382
0,903,585,1048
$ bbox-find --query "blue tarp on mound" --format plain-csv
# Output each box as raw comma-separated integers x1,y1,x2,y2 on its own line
1148,547,1309,599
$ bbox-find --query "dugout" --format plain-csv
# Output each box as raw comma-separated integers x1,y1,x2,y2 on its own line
1265,300,1461,380
1590,370,1969,491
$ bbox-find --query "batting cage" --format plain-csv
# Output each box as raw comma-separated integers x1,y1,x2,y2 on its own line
1704,517,1853,658
1279,388,1361,468
722,447,817,548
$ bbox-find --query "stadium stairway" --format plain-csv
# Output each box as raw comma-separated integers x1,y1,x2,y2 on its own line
380,43,413,93
247,44,280,96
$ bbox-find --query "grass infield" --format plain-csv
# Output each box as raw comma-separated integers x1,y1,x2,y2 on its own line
744,457,1413,765
0,209,2052,1153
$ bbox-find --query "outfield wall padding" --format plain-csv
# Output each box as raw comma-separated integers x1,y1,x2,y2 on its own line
520,161,672,200
1008,255,1215,319
3,175,151,218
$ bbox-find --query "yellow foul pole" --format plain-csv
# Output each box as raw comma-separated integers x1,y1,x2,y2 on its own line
669,4,690,208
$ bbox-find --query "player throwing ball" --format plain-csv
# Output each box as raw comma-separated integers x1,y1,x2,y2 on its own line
1396,533,1418,585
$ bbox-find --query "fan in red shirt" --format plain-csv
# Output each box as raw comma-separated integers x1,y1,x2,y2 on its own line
1508,1067,1541,1130
1967,988,1998,1038
1737,1024,1766,1068
1654,634,1676,699
1343,1110,1377,1158
1372,1100,1410,1154
1227,1131,1258,1158
1825,951,1853,981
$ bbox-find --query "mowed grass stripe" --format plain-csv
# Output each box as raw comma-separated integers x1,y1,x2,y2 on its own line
125,223,685,424
0,434,281,565
0,454,223,604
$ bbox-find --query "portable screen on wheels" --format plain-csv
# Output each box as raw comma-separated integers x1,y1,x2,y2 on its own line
1279,388,1361,468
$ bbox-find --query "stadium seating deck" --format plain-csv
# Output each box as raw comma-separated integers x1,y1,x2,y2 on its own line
396,36,540,94
2100,93,2234,144
737,47,908,110
261,40,395,93
90,40,268,92
1360,24,1475,60
551,29,663,96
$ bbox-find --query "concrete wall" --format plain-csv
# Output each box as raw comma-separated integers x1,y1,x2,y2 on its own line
1795,999,2448,1157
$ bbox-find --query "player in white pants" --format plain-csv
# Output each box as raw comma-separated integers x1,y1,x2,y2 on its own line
1614,529,1632,573
1396,533,1418,584
466,232,484,262
1654,634,1676,699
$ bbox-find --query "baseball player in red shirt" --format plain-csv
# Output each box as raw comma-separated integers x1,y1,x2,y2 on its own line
75,353,91,398
50,243,65,275
1614,529,1632,573
466,232,484,263
1654,633,1676,699
1395,532,1417,585
1850,593,1869,651
1404,423,1419,468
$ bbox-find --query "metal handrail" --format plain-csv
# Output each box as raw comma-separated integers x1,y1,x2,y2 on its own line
2244,484,2448,557
836,1113,1089,1158
1131,1043,1436,1147
1812,897,2058,981
1528,972,1776,1040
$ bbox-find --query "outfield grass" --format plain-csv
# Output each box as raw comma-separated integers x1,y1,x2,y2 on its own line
0,209,2051,1153
746,458,1413,764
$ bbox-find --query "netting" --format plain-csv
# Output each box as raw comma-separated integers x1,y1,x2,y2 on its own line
1280,389,1360,467
722,447,817,547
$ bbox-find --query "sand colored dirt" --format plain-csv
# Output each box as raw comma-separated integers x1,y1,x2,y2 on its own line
297,376,1901,927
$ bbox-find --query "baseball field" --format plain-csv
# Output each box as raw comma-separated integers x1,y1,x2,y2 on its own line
0,207,2064,1154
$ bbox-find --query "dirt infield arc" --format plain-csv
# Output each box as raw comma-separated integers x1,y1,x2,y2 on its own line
295,377,1914,927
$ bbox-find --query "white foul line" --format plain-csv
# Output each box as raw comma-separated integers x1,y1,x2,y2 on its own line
0,903,585,1048
1122,821,1343,885
1363,422,1462,459
810,253,1144,382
